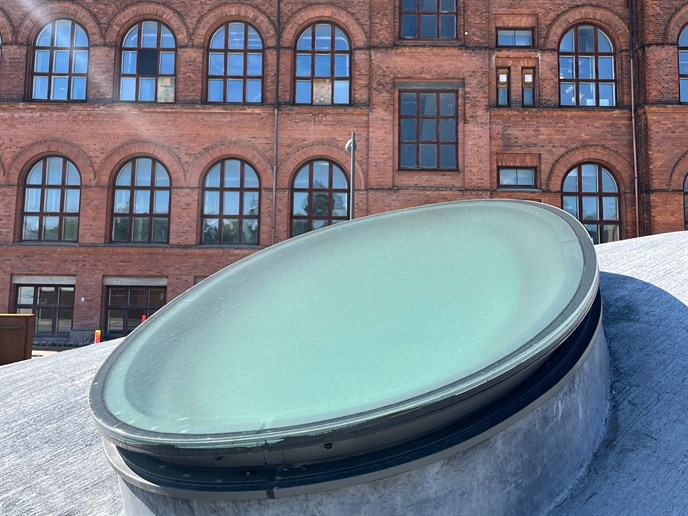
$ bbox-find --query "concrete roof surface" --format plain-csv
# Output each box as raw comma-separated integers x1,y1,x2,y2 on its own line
1,231,687,515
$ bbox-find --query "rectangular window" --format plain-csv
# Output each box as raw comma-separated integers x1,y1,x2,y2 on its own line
522,68,535,106
15,285,75,337
400,0,457,39
498,167,537,188
399,91,457,170
105,286,166,337
497,68,510,106
496,29,533,47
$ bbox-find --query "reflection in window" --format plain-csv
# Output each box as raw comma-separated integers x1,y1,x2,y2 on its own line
207,22,263,103
497,68,510,106
562,163,620,244
119,20,176,102
522,68,536,106
559,25,615,107
399,91,457,169
497,29,533,47
111,158,170,243
32,19,89,101
201,159,260,245
105,286,166,337
22,156,81,242
291,160,349,236
400,0,457,39
498,167,536,188
294,23,351,105
15,285,74,337
679,26,688,103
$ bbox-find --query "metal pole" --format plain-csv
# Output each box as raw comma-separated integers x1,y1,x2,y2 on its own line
345,132,356,220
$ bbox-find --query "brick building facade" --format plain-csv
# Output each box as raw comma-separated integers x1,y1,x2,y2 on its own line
0,1,686,344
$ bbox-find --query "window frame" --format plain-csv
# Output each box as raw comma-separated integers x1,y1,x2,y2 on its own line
206,21,264,104
290,160,350,237
293,23,351,106
104,285,166,338
498,167,537,189
118,20,176,103
111,157,171,244
200,158,261,246
561,163,621,244
558,24,616,108
400,0,458,40
496,29,533,48
684,174,688,230
398,90,458,170
30,19,89,102
21,156,81,242
15,284,75,337
497,67,510,107
678,25,688,103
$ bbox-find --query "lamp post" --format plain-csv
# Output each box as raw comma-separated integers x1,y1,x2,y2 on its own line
345,132,356,220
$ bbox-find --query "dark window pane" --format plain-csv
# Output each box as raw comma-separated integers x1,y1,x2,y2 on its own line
401,15,418,38
562,196,578,218
419,144,437,168
59,287,75,305
400,119,417,141
203,219,219,243
292,220,309,236
585,224,600,244
152,218,168,243
400,144,417,168
439,93,455,115
578,26,595,53
109,288,127,306
137,49,158,76
107,310,124,333
582,197,599,220
439,16,455,38
37,308,55,333
400,93,417,115
132,218,150,241
419,119,437,141
419,93,437,115
222,219,240,243
57,308,73,333
38,287,57,304
439,145,456,168
420,15,437,38
242,220,259,244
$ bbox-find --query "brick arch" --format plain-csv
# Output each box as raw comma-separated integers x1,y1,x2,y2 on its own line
0,8,15,43
104,3,190,46
191,3,276,48
547,145,633,193
16,2,104,45
8,140,96,186
665,5,688,45
544,6,629,51
278,142,366,190
97,140,185,187
188,142,274,189
668,151,688,190
281,5,367,49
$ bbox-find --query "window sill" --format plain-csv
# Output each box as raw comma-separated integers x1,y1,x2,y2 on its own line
496,187,541,192
15,241,79,246
395,38,462,47
397,168,461,173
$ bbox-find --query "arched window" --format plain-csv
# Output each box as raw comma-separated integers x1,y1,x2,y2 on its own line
207,22,263,103
562,163,620,244
294,23,351,105
112,158,170,243
201,159,260,245
22,156,81,241
559,25,615,107
684,174,688,230
31,19,89,101
291,160,349,236
679,26,688,102
119,20,176,102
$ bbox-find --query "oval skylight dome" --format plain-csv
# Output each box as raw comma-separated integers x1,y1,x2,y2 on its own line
90,200,598,470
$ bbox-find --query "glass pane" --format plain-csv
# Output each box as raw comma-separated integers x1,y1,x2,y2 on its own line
22,216,40,240
155,164,170,187
419,93,437,115
159,52,175,74
202,218,219,243
312,192,329,216
134,190,151,213
315,24,332,51
603,225,620,243
44,189,61,212
224,160,241,187
294,167,309,188
71,77,87,100
523,88,534,106
227,79,243,102
247,26,262,50
603,197,618,220
122,51,137,74
136,159,152,185
208,79,223,101
222,219,240,243
58,287,75,305
204,191,220,215
43,216,59,240
498,30,514,46
400,93,417,115
242,220,259,244
120,78,136,101
681,79,688,103
585,224,600,244
297,28,312,51
75,25,88,47
500,168,517,186
292,220,308,236
161,26,175,48
292,192,309,216
400,119,417,141
223,191,240,215
17,286,35,306
228,23,245,50
601,169,617,192
228,53,243,76
514,30,532,46
498,88,508,106
334,28,349,50
440,16,455,38
599,83,615,107
62,216,78,241
205,165,220,187
53,51,70,73
247,54,262,76
55,20,72,47
123,26,138,48
313,161,329,188
422,0,438,11
37,308,55,334
333,81,349,104
439,145,457,168
334,55,349,77
27,163,43,184
420,15,437,38
107,310,124,333
244,166,259,188
562,196,578,218
296,54,311,77
332,167,347,188
139,78,156,101
25,188,41,212
578,26,595,53
66,162,80,185
112,217,129,241
582,196,599,220
581,164,598,192
578,57,595,79
57,309,73,333
419,144,437,168
152,218,168,243
400,144,417,168
158,77,175,102
332,193,348,216
46,159,62,184
579,82,596,106
154,191,169,214
559,57,575,79
312,220,328,230
401,0,416,9
37,25,52,47
517,169,535,186
680,28,688,47
243,192,259,215
33,77,49,100
114,190,130,213
401,15,418,38
598,57,614,79
598,31,613,53
559,29,574,52
132,218,150,242
210,27,225,49
141,22,158,48
314,54,331,77
295,80,311,104
563,170,578,191
109,288,127,306
129,288,147,306
150,288,166,307
50,77,68,100
39,286,57,304
246,80,261,102
439,93,455,115
420,119,437,141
